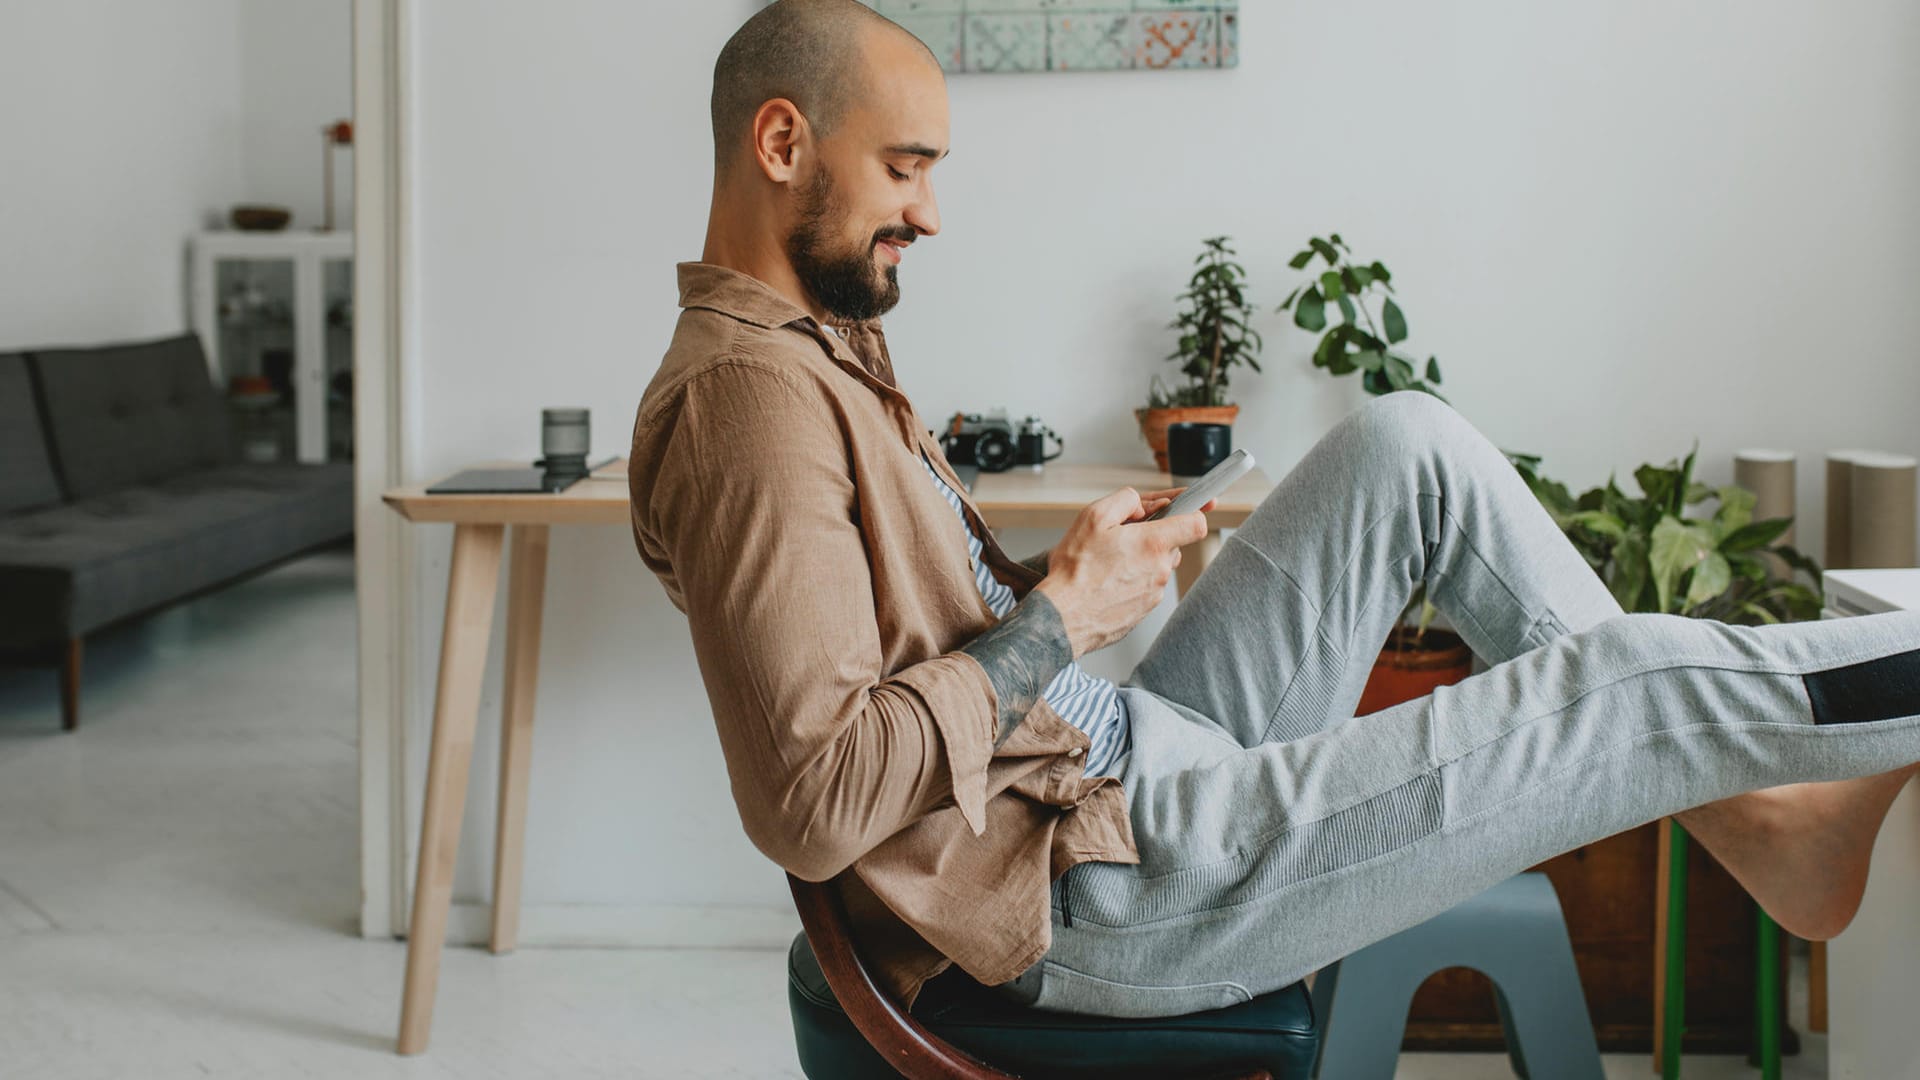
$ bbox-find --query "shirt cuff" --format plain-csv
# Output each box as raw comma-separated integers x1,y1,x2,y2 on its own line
891,651,999,837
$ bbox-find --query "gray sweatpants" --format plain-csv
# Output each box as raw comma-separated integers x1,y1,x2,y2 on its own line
995,390,1920,1018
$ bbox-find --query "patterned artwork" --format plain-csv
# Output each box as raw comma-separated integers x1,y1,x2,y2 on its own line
776,1,1240,73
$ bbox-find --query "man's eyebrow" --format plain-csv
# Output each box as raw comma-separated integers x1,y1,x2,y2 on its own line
886,143,950,161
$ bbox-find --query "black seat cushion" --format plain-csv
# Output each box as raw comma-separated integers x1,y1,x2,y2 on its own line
0,354,63,515
0,463,353,646
786,932,1319,1080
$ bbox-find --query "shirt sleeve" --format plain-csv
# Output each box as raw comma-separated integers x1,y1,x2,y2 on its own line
638,361,1000,882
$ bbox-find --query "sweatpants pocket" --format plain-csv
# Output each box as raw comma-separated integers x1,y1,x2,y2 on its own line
1030,958,1253,1019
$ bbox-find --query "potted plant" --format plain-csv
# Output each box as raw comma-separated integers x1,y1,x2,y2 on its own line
1509,442,1823,621
1136,236,1263,472
1277,233,1469,706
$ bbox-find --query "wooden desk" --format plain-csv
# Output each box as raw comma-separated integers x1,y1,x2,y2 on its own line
382,460,1274,1054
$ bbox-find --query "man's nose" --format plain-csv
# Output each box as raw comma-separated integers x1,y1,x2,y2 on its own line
905,184,940,238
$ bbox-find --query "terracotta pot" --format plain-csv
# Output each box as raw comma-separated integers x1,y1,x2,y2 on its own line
1354,625,1473,716
1134,404,1240,472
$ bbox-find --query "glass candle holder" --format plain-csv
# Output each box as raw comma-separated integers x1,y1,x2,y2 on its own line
540,407,590,488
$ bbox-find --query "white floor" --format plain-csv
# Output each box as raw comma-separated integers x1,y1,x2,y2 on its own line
0,547,1826,1078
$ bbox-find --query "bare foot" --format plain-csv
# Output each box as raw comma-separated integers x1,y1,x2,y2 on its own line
1677,763,1920,939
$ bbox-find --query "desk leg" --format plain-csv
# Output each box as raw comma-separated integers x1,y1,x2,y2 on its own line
490,525,549,954
397,522,505,1055
1174,530,1224,600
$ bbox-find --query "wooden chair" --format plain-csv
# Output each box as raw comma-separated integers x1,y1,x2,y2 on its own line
784,872,1320,1080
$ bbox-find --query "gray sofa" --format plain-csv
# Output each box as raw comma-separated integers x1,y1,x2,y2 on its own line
0,333,354,730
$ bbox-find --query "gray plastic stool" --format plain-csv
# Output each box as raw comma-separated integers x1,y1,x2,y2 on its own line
1309,872,1602,1079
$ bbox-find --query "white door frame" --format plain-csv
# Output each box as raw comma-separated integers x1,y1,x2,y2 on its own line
352,0,414,940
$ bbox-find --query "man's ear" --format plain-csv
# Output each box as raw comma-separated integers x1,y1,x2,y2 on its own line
751,98,808,185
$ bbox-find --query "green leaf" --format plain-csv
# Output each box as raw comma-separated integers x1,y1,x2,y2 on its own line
1425,356,1441,383
1610,532,1650,610
1369,260,1391,284
1635,462,1678,515
1686,551,1733,607
1310,237,1339,263
1721,516,1793,553
1288,249,1314,270
1566,511,1627,539
1382,297,1408,344
1336,293,1357,327
1329,232,1345,248
1355,349,1387,372
1711,485,1756,537
1348,265,1374,288
1320,270,1345,300
1650,515,1712,613
1294,287,1327,332
1277,286,1302,311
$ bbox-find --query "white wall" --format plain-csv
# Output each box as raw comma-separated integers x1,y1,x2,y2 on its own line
239,1,354,230
0,2,352,350
402,0,1920,938
0,2,247,347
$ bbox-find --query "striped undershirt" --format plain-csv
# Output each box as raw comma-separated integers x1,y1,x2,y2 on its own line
916,448,1130,777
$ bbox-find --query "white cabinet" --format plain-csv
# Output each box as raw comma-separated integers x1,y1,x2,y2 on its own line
187,231,353,465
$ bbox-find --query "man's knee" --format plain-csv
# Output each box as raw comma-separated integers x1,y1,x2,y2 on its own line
1344,390,1475,467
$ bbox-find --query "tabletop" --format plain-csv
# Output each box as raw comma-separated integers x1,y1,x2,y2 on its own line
382,459,1275,528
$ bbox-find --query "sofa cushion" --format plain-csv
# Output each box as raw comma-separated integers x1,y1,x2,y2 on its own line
30,333,233,500
0,462,352,646
0,354,63,514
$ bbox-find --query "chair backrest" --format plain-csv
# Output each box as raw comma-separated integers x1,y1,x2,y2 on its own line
786,872,1016,1079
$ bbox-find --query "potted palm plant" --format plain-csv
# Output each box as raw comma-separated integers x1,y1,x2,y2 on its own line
1136,236,1263,471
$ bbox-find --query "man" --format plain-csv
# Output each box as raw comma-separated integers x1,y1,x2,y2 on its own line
628,0,1920,1017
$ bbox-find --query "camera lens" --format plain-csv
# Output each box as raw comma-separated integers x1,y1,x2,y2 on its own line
975,429,1017,472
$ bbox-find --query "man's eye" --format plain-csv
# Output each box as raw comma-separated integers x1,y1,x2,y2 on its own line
887,166,910,181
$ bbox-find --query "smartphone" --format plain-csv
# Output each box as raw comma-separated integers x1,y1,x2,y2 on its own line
1144,449,1255,521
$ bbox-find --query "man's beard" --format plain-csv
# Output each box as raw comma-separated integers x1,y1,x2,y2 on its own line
785,164,907,322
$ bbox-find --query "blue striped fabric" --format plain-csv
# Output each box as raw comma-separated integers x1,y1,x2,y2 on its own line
917,448,1130,777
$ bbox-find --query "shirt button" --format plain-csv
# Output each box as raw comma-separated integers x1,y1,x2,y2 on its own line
1067,747,1083,758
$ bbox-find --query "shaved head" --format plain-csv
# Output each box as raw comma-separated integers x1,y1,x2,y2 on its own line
711,0,938,174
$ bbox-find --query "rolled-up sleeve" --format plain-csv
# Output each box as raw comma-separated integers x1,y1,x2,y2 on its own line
638,361,998,882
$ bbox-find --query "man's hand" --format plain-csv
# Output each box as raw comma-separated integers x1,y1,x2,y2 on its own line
1033,487,1214,660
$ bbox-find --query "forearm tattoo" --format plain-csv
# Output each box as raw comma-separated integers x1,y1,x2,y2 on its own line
959,589,1073,748
1017,548,1051,576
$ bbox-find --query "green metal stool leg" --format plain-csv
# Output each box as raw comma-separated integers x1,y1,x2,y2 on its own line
1663,821,1689,1080
1756,906,1781,1080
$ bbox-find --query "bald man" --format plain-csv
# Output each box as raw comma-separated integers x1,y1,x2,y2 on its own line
629,0,1920,1019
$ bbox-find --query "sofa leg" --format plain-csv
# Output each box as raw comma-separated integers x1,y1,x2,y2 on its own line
60,637,81,731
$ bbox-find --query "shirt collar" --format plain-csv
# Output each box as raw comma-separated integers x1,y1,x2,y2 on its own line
676,261,812,329
675,261,887,340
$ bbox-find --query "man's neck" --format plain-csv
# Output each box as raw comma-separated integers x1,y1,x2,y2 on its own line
702,197,828,325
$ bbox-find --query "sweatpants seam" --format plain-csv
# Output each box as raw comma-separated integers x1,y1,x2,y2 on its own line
1438,642,1915,765
1255,502,1407,743
1443,710,1920,837
1436,497,1540,643
1125,641,1904,890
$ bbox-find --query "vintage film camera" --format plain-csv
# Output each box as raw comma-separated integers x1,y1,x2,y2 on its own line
939,409,1064,473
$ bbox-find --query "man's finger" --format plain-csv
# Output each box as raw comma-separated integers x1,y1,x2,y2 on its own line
1136,509,1210,549
1087,487,1144,526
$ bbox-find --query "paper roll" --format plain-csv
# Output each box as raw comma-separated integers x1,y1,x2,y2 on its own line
1735,449,1796,578
1848,451,1918,569
1826,449,1877,570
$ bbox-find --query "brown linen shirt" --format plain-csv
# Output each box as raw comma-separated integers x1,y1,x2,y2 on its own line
627,262,1141,1008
